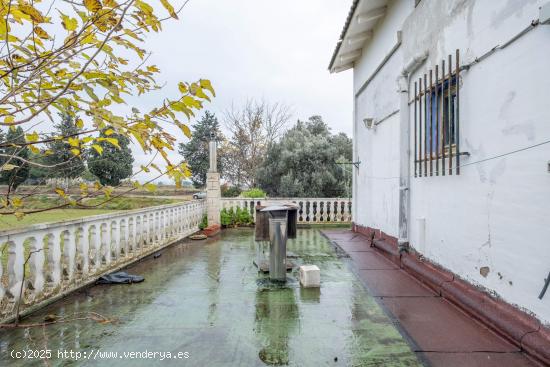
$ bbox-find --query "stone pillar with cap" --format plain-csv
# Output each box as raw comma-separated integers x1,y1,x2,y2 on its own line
206,132,221,229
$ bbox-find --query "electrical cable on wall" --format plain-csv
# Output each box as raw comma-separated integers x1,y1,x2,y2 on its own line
362,138,550,181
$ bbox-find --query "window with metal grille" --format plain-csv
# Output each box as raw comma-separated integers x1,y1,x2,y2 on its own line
414,50,462,177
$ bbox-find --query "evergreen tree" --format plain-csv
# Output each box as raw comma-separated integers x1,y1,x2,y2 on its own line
44,112,86,179
0,127,30,190
178,111,225,188
88,128,134,186
27,151,49,184
256,116,352,197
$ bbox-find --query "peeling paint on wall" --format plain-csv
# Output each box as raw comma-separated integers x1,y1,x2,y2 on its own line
480,266,490,278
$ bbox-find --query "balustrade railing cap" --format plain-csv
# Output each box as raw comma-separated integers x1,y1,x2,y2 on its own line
260,204,298,212
0,201,200,237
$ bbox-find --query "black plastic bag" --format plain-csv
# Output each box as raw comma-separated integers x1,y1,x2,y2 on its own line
96,271,144,285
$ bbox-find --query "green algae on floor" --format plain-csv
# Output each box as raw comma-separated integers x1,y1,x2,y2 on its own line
0,228,421,366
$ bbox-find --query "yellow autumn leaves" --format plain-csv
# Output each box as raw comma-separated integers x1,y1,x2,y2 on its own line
84,0,103,13
1,0,215,215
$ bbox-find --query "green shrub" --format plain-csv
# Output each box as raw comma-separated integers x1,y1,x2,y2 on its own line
221,185,241,198
241,188,266,198
220,206,253,227
236,206,252,225
198,213,208,230
220,208,232,227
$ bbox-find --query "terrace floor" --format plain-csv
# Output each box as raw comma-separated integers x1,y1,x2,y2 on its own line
321,229,539,367
0,228,423,366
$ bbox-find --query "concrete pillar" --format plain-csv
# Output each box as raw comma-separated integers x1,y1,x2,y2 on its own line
207,172,221,226
206,135,221,226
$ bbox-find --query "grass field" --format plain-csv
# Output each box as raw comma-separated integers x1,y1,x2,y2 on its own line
0,195,182,231
0,209,115,231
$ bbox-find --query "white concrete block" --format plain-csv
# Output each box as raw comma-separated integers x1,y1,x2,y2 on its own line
299,265,320,288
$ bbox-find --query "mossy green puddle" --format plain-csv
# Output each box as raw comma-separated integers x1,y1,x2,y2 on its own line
0,228,421,366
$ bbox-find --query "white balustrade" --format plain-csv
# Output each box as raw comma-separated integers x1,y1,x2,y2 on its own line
220,198,352,224
0,197,348,322
0,200,206,323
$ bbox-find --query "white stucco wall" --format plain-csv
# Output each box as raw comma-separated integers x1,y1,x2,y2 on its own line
353,0,413,235
352,0,550,324
405,0,550,324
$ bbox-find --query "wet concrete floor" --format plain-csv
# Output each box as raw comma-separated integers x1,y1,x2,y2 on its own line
0,228,421,366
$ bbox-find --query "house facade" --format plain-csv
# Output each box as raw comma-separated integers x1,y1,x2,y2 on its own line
330,0,550,325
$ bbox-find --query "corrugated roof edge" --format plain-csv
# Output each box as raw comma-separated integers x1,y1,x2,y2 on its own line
328,0,360,72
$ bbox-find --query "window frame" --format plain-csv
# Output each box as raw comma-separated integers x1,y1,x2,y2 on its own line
413,50,462,177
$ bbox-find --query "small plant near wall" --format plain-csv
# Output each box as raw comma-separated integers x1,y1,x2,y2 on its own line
198,214,208,230
220,207,254,227
241,188,266,198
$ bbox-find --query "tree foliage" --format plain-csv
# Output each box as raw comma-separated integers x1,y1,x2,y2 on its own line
223,99,291,188
88,127,133,186
256,116,352,198
178,111,224,188
0,126,29,191
43,112,86,179
241,187,266,198
0,0,214,216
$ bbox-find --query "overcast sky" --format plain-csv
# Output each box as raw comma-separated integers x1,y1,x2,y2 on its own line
131,0,353,182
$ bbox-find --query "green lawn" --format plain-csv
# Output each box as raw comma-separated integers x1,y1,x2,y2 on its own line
0,209,115,231
0,195,180,231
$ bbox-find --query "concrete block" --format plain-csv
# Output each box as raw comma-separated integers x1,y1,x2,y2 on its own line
299,265,320,288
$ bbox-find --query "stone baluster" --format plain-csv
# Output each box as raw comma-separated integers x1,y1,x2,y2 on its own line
141,214,148,248
185,205,190,232
177,207,182,234
149,212,155,245
0,244,4,311
165,209,171,239
128,217,135,254
172,208,177,237
100,223,109,265
168,209,173,238
120,219,128,258
87,225,98,273
167,208,171,235
159,211,164,242
4,238,21,313
136,216,143,252
60,230,75,285
23,236,43,304
162,210,167,241
74,227,85,281
110,221,119,263
42,232,60,296
135,216,142,250
157,211,162,242
177,207,183,234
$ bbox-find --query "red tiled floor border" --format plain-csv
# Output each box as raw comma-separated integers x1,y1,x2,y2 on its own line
350,223,550,366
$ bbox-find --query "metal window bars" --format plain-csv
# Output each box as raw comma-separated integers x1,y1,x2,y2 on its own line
414,49,461,177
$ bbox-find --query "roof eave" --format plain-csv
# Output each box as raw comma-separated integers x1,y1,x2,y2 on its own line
328,0,361,73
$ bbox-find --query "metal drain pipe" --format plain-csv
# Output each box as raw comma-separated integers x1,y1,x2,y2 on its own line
268,217,288,281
